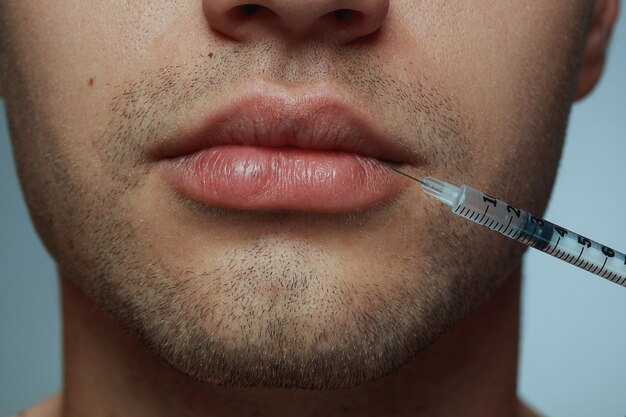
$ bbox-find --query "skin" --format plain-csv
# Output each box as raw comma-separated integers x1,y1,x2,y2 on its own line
0,0,618,416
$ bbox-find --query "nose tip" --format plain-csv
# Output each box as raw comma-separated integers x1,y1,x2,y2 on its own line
204,0,389,43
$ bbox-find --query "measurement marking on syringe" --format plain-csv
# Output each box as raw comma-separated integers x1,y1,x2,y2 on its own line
560,251,570,261
574,247,585,265
519,228,534,246
505,217,513,233
548,237,562,255
479,206,489,223
523,226,536,244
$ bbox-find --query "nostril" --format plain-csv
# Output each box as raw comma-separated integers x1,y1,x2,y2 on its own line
228,4,272,20
241,4,261,17
204,0,388,43
333,9,351,21
330,9,364,25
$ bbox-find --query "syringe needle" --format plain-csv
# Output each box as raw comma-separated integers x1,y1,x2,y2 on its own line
384,165,426,186
406,175,626,287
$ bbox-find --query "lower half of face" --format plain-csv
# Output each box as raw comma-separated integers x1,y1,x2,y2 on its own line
1,0,590,388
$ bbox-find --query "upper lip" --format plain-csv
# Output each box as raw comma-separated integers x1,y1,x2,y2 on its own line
149,82,415,164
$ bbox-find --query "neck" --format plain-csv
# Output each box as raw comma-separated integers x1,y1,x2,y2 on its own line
60,269,522,417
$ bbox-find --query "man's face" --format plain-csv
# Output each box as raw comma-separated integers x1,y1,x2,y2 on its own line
0,1,591,388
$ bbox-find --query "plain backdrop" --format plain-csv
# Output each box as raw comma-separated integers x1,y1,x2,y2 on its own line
1,9,625,417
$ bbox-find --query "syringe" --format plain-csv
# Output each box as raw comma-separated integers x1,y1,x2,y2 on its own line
389,168,626,287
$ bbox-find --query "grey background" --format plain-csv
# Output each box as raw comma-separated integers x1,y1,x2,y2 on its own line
1,10,625,417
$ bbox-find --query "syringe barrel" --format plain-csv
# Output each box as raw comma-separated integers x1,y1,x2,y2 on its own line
451,184,626,287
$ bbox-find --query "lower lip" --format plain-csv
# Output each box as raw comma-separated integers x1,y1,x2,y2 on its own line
162,145,406,213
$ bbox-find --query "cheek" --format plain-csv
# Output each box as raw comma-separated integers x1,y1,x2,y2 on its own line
0,0,209,169
0,1,200,257
434,2,587,215
376,1,587,218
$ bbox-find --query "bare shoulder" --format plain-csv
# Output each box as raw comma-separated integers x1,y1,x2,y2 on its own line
10,393,61,417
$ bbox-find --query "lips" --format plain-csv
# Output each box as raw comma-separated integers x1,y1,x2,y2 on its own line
155,83,414,213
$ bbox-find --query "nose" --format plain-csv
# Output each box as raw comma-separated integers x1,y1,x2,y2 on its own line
203,0,389,44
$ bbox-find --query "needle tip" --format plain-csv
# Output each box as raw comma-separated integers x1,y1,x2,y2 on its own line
383,164,425,185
